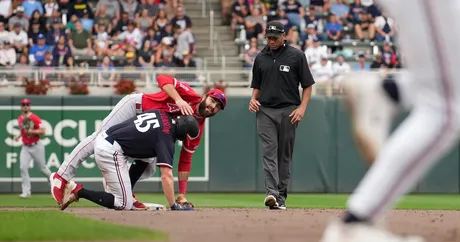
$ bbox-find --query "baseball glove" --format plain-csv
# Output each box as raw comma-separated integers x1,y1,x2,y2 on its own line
22,117,34,131
176,195,195,208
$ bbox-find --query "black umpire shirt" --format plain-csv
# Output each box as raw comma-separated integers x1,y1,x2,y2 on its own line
251,43,315,108
106,110,176,168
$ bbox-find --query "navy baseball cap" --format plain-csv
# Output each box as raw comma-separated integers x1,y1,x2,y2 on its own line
38,33,45,39
265,21,285,38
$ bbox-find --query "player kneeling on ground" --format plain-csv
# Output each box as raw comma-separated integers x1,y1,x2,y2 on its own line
59,110,199,211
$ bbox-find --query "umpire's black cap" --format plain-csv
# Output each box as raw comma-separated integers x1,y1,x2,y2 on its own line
175,115,199,141
265,20,285,38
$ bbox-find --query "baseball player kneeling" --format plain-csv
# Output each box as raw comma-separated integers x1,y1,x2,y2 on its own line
59,109,199,211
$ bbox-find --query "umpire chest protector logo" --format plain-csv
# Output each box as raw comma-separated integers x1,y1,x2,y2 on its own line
279,65,290,73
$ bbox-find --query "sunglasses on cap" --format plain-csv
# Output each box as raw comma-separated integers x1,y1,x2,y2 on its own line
21,104,30,106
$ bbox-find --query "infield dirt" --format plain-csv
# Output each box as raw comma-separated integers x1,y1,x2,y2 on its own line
63,208,460,242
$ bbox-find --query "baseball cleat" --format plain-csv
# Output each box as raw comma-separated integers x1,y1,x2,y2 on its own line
19,192,31,198
343,71,397,163
132,194,148,210
60,181,82,211
50,172,67,205
320,220,425,242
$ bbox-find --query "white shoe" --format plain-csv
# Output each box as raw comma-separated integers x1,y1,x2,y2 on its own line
19,193,31,198
343,71,397,163
320,220,425,242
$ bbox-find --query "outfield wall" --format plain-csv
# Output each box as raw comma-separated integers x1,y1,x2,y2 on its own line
0,96,458,194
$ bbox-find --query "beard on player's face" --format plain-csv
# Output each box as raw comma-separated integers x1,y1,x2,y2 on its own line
198,96,220,118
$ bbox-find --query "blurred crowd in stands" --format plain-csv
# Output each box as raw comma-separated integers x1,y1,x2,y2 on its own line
232,0,401,92
0,0,196,72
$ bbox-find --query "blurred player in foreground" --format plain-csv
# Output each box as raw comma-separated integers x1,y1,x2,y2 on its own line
50,75,226,209
321,0,460,241
15,98,52,198
60,110,199,211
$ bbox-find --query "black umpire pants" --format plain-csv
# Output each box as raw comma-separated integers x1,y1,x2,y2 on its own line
257,105,298,205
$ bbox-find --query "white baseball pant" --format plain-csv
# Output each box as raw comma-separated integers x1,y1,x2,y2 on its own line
348,0,460,220
20,141,52,194
56,94,143,181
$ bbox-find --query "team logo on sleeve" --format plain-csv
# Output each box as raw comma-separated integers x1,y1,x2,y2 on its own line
279,65,290,72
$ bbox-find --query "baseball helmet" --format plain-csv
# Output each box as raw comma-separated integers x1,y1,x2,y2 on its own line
21,98,31,105
176,115,200,141
206,89,226,110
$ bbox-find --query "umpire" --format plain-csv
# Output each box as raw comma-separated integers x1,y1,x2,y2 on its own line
249,20,315,210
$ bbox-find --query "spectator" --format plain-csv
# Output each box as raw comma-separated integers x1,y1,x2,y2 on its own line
370,52,385,69
69,0,93,18
354,10,375,41
0,0,12,23
155,38,175,67
331,0,349,23
332,54,351,76
136,9,153,32
302,23,323,43
57,0,71,16
249,0,266,16
136,0,160,18
244,7,265,40
9,23,28,54
310,0,328,11
0,40,16,67
8,6,29,32
160,23,174,43
353,53,370,70
156,50,176,68
14,54,32,83
66,14,79,33
243,37,260,69
96,0,121,24
348,0,365,25
120,0,139,20
275,10,293,35
80,9,94,31
44,0,59,18
94,6,112,34
143,27,161,49
69,20,94,56
111,11,130,36
231,0,249,30
153,9,168,33
98,55,116,83
46,9,62,31
170,6,192,30
304,38,327,67
304,7,320,31
122,51,142,79
374,10,396,42
116,20,143,50
29,33,52,65
37,50,57,66
381,41,398,68
94,24,111,56
22,0,44,18
177,50,196,67
30,10,47,32
0,22,10,43
279,0,304,28
174,23,194,61
324,14,342,41
28,20,44,46
137,39,155,67
365,0,381,19
46,19,66,46
52,35,71,67
311,56,333,84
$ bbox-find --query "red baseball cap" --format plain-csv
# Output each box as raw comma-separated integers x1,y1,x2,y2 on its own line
206,89,226,110
20,98,31,105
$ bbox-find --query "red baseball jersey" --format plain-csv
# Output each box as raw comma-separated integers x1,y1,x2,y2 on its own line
141,75,204,168
17,113,43,145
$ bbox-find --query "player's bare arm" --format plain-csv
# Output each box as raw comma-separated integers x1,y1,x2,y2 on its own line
26,127,45,136
289,85,312,124
160,166,176,207
249,88,261,113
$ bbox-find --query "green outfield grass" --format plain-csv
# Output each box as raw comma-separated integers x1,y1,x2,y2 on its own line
1,193,460,210
0,210,166,241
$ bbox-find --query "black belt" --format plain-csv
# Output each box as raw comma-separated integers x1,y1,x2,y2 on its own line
105,136,115,145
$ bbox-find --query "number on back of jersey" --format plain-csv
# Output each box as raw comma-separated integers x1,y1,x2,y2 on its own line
134,113,160,133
